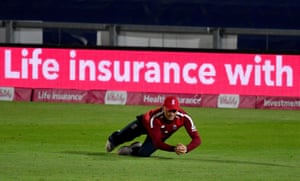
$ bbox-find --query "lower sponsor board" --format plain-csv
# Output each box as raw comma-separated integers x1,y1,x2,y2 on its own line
6,87,300,110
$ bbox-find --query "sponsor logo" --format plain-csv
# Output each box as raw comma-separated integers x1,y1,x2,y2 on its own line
172,124,177,130
0,87,14,101
143,94,201,106
263,99,300,108
105,91,127,105
143,95,165,104
218,94,240,108
35,89,85,102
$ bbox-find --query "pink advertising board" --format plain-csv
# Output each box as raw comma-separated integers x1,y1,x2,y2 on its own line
1,46,300,97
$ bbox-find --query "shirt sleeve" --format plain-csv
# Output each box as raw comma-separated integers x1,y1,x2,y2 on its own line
184,117,202,152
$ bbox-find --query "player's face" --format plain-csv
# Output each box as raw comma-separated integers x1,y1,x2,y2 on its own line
163,107,177,121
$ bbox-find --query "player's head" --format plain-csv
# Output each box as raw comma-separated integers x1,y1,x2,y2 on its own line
162,96,180,121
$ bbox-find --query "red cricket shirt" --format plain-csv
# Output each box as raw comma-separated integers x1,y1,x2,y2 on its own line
142,107,201,152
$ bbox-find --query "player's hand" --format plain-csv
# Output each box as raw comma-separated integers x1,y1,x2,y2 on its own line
175,143,187,155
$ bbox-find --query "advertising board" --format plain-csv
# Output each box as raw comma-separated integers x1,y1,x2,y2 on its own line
1,46,299,97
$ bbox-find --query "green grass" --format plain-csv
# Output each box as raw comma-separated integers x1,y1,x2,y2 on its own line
0,101,299,181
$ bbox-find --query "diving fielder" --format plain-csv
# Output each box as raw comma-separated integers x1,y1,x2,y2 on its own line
106,96,201,157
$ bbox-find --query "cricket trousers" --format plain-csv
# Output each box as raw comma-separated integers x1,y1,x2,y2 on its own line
108,115,157,157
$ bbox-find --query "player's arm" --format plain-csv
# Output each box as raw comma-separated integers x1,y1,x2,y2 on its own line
184,117,201,153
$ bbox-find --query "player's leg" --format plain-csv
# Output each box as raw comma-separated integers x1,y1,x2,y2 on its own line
118,136,156,157
106,118,146,152
117,141,143,155
133,136,157,157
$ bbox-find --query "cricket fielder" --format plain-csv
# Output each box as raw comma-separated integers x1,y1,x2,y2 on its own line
105,96,201,157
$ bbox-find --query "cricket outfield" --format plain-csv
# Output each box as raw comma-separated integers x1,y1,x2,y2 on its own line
0,101,299,180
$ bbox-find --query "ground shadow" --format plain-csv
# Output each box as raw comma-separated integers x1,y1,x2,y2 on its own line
196,158,297,168
61,150,173,160
61,150,297,168
62,150,107,156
